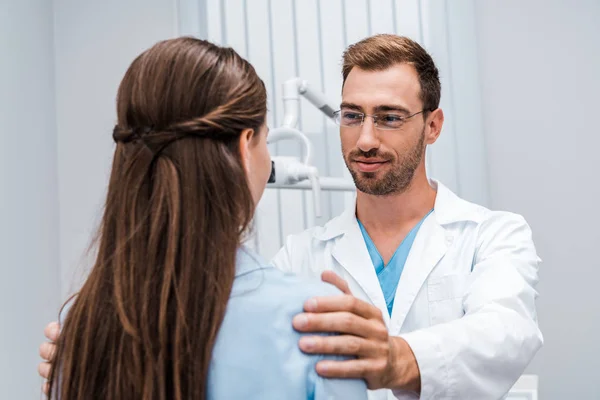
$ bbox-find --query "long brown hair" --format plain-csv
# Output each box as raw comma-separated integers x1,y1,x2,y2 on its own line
48,37,267,400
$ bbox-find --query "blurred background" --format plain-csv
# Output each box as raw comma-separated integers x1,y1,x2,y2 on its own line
1,0,598,398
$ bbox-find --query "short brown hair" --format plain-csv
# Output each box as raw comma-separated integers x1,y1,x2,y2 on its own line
342,34,441,112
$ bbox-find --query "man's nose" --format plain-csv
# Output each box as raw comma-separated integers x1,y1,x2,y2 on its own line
356,116,380,152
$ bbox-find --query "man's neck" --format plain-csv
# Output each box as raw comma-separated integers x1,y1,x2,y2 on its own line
355,173,436,234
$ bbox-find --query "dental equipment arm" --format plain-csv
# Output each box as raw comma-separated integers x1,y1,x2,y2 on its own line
282,78,337,129
268,156,321,221
268,127,312,165
267,79,355,226
267,177,355,192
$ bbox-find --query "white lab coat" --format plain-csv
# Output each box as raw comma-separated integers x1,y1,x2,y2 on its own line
271,180,543,400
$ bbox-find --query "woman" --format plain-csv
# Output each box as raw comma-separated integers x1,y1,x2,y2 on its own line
47,37,367,400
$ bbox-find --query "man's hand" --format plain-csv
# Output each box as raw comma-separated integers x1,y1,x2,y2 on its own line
293,271,421,393
38,322,60,394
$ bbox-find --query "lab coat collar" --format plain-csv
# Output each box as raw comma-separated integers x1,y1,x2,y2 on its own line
313,179,482,242
314,179,474,331
327,209,392,326
431,180,484,225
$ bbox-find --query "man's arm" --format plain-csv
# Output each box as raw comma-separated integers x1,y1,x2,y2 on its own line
398,213,543,399
294,213,543,399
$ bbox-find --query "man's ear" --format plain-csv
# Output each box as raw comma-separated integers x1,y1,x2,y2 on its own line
425,108,444,145
238,128,255,174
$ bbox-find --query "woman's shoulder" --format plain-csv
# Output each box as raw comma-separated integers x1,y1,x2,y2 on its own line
235,246,341,296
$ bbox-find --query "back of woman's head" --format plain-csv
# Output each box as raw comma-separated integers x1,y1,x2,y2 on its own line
49,37,267,400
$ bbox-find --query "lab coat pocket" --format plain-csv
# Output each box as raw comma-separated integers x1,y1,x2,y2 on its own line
427,274,467,325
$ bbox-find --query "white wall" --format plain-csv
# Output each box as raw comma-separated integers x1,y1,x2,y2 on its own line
53,0,178,297
421,0,490,207
0,0,180,396
0,1,60,398
475,1,600,398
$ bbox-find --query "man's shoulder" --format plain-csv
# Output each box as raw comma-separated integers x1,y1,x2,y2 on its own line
463,201,530,229
436,181,530,230
447,195,537,260
454,196,531,234
280,210,349,250
475,209,535,253
429,182,537,261
269,211,349,274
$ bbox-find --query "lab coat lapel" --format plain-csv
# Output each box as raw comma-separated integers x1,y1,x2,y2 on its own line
389,211,448,334
329,214,390,327
318,180,476,334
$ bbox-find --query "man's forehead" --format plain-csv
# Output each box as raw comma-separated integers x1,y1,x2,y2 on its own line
341,64,422,110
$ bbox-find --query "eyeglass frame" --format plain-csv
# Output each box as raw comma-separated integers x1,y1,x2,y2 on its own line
332,108,434,131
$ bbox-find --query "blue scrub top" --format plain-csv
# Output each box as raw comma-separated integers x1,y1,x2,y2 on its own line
358,210,433,316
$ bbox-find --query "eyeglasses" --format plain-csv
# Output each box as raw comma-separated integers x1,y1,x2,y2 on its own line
333,109,429,130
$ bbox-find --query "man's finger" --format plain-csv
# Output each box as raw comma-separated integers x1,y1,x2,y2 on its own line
321,271,352,295
298,334,385,357
303,294,384,321
315,358,373,379
42,381,49,395
44,322,60,342
293,311,385,339
39,341,56,361
38,362,51,380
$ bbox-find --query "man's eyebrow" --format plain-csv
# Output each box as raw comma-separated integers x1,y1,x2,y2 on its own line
339,102,363,111
374,104,411,114
339,103,413,114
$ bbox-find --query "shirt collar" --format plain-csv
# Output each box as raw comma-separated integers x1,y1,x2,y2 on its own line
235,245,268,276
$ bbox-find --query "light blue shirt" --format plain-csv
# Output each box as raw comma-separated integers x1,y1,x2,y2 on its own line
207,246,368,399
357,210,433,316
59,247,367,399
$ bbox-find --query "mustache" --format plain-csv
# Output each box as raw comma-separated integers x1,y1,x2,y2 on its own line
348,148,394,160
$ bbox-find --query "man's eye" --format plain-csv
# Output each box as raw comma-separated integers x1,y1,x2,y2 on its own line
343,112,362,120
381,114,403,122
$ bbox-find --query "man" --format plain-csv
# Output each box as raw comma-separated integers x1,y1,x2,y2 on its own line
39,34,542,399
270,34,542,399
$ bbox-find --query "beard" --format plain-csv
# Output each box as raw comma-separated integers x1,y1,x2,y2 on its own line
343,129,426,196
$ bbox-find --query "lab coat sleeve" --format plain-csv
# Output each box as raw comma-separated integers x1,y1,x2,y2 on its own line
397,212,543,400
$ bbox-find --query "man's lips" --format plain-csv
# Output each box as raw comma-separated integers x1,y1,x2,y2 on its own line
353,159,389,172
